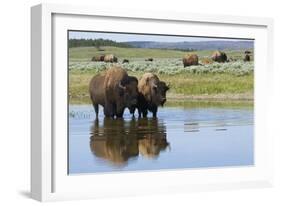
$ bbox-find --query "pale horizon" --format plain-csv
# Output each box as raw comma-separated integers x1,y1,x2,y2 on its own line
69,31,253,43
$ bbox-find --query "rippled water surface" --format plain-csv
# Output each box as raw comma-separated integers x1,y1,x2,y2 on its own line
68,104,254,174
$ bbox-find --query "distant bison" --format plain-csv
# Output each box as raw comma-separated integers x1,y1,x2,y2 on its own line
145,58,153,62
245,50,252,54
131,73,169,118
122,59,129,63
182,54,199,67
104,54,118,63
89,67,138,118
91,54,105,62
244,54,251,62
211,51,228,63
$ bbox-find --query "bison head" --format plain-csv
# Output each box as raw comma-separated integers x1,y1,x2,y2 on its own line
149,80,169,106
118,76,138,108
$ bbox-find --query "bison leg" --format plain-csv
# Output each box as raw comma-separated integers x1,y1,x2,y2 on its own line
116,109,125,118
142,109,148,118
93,104,99,117
152,107,158,118
137,108,142,118
116,103,125,118
104,101,114,118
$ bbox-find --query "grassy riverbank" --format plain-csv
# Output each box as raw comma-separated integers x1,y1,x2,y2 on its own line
68,46,254,104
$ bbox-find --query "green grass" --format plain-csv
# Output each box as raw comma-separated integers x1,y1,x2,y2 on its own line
68,46,254,104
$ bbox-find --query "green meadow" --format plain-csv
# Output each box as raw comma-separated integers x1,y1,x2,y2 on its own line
69,46,254,105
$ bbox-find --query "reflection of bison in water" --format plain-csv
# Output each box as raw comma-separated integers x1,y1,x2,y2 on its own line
182,54,199,67
137,118,169,158
91,54,105,62
90,118,139,166
211,51,228,63
131,73,169,118
104,54,118,63
89,66,138,118
89,117,169,165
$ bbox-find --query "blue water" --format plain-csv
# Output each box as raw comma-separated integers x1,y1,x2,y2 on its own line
68,105,254,174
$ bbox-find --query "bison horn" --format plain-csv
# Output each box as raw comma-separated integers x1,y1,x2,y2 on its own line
118,82,126,90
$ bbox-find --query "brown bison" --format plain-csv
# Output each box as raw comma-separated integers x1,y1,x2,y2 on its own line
244,54,251,62
182,53,199,67
145,58,153,62
89,74,106,116
91,54,105,62
122,59,129,63
131,73,169,118
104,54,118,63
211,51,228,63
89,66,138,118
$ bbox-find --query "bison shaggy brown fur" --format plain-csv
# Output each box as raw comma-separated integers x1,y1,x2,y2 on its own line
244,54,251,62
91,55,105,62
131,73,169,118
182,54,199,67
145,58,153,62
89,67,138,118
211,51,228,63
103,66,138,118
104,54,118,63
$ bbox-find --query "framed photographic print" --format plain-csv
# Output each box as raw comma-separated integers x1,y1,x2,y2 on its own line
31,3,274,201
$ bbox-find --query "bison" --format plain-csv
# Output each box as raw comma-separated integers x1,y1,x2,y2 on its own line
91,54,105,62
145,58,153,62
244,54,251,62
104,54,118,63
89,66,138,118
122,59,129,63
182,53,199,67
131,73,169,118
211,51,228,63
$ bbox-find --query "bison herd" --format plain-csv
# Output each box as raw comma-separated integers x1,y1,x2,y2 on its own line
89,50,251,118
93,50,251,69
89,66,169,119
182,50,252,66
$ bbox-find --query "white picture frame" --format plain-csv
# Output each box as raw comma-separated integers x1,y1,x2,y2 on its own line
31,3,274,202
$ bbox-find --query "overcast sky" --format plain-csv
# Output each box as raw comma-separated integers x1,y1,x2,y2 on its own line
69,31,253,42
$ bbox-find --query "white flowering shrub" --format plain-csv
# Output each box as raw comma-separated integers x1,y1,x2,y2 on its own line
69,58,254,76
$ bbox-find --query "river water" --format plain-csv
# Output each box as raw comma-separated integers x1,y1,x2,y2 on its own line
68,103,254,174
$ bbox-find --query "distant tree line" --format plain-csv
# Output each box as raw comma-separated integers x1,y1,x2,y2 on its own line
159,48,196,52
68,38,133,49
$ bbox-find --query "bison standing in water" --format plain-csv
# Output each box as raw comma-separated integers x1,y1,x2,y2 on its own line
104,54,118,63
211,51,228,63
182,53,199,67
89,66,138,118
131,73,169,118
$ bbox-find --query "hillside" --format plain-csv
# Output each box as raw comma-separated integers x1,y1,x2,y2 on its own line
69,46,252,61
125,40,254,51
